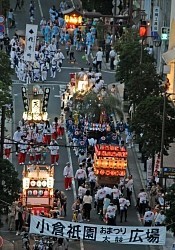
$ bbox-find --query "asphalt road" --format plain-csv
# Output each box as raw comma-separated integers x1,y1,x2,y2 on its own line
3,0,153,249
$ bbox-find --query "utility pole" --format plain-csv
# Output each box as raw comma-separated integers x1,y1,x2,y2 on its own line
112,0,117,45
0,105,5,159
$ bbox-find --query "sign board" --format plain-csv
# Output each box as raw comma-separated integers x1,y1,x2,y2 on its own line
161,27,170,40
30,215,166,245
0,24,5,33
24,24,38,62
152,6,160,32
0,15,5,23
163,167,175,179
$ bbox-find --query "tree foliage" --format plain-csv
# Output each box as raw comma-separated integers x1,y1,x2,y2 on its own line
0,51,13,109
73,91,123,123
132,96,175,157
81,0,112,14
165,184,175,235
0,159,21,211
115,29,161,104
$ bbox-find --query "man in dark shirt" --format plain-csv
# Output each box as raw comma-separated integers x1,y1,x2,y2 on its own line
3,34,10,54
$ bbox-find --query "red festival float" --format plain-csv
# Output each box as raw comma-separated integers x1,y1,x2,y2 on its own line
93,144,128,186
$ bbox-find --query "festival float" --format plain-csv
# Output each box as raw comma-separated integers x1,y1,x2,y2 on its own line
22,165,54,215
22,85,50,122
62,7,83,29
93,144,128,186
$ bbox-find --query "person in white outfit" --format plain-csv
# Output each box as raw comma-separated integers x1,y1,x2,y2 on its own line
75,165,87,188
49,139,59,165
50,57,57,78
63,162,73,190
143,207,154,226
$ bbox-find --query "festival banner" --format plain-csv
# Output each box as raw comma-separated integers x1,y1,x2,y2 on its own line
29,215,166,245
24,24,38,62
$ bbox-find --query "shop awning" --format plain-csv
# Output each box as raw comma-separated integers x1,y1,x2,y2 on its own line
162,49,175,64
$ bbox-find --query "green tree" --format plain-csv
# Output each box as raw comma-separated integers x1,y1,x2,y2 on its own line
132,95,175,159
0,159,21,210
73,91,123,123
126,63,161,105
0,51,13,110
115,29,160,104
81,0,112,14
165,183,175,235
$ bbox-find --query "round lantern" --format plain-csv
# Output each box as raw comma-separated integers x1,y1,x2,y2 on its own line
33,190,38,195
111,170,115,176
37,180,42,187
28,190,32,196
44,190,49,196
96,170,99,175
106,170,110,176
42,180,47,187
38,190,44,196
100,170,105,175
30,180,36,187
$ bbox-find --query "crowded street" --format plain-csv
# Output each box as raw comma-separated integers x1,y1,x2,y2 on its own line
0,0,172,249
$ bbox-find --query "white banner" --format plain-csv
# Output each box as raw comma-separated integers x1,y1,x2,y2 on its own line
29,215,166,245
24,24,38,62
147,158,152,186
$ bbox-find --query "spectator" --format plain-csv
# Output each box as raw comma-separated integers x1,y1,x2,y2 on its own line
15,201,23,235
96,48,103,71
154,210,166,226
125,175,133,204
109,47,116,70
15,0,21,11
83,190,92,222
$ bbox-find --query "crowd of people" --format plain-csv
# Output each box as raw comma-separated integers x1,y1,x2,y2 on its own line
4,115,64,165
2,2,167,246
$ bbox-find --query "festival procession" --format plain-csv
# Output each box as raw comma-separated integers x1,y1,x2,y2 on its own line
0,0,175,249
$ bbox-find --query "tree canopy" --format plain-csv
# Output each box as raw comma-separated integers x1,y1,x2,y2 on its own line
0,159,21,211
115,29,161,104
131,96,175,157
73,91,123,123
0,51,13,109
165,183,175,235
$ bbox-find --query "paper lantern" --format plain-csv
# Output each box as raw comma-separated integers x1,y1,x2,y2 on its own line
37,180,42,187
28,190,32,196
38,190,44,196
44,190,49,196
30,180,36,187
33,190,38,195
106,170,110,176
100,170,105,175
42,180,47,187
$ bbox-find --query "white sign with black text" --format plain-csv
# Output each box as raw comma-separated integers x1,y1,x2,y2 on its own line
29,215,166,245
24,24,38,62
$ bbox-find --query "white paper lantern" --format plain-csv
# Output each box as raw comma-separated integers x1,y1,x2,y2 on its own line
37,180,42,187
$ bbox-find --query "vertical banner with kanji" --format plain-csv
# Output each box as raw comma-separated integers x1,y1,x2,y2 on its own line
24,24,38,62
29,215,166,245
